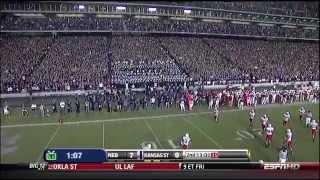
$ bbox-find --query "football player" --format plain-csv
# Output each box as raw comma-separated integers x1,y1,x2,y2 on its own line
213,106,219,122
21,104,28,116
310,120,318,142
180,133,191,149
305,110,312,127
299,106,305,121
180,97,186,112
265,123,274,147
249,109,255,128
3,104,9,117
283,112,291,127
279,147,288,163
261,114,269,132
285,129,293,151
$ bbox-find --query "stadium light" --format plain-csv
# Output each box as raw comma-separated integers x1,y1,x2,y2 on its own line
116,6,126,11
79,5,85,10
184,9,191,14
148,8,157,12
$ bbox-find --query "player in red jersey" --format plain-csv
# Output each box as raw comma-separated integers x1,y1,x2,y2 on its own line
265,123,274,147
310,120,319,142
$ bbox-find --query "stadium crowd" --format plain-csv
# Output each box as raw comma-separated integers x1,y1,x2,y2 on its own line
111,35,187,84
1,15,319,39
1,34,319,94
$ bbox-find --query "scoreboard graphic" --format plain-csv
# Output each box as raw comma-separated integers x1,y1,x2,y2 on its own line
2,148,319,179
24,148,317,172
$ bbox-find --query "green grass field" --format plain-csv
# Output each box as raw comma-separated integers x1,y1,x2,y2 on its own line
1,102,319,163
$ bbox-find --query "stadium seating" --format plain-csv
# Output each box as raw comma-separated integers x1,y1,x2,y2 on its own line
1,35,318,93
1,15,318,39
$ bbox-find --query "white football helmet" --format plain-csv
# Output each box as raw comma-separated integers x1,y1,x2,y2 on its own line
268,124,272,128
287,129,291,133
312,119,316,124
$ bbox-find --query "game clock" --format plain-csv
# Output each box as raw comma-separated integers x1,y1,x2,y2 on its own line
44,149,106,163
66,152,82,160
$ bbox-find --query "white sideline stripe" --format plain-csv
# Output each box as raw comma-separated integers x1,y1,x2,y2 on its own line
184,118,223,148
143,119,164,149
1,102,316,129
37,126,60,162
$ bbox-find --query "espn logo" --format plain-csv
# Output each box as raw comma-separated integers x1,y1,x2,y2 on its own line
263,163,300,170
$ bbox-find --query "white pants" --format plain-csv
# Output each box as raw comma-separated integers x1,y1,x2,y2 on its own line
180,104,185,112
208,101,213,109
239,102,244,110
4,109,9,115
306,117,311,126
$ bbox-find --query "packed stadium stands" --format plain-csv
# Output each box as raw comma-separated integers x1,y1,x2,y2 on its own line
0,1,319,93
1,15,318,39
1,34,318,93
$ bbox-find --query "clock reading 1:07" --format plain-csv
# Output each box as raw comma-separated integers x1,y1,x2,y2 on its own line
44,149,107,163
66,152,83,159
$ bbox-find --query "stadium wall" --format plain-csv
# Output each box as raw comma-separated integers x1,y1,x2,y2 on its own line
1,81,318,99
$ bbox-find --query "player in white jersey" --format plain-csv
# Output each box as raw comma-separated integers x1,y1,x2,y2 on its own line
283,112,291,127
180,98,186,112
208,97,214,110
60,101,65,112
299,107,305,121
3,105,9,116
310,120,318,142
215,98,220,109
249,109,255,128
239,99,244,110
40,104,45,117
261,114,269,132
285,129,293,151
213,106,219,122
265,124,274,147
279,147,288,163
305,110,312,127
180,133,191,149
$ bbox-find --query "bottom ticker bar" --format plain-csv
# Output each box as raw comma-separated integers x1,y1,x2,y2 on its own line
45,162,319,171
47,163,180,171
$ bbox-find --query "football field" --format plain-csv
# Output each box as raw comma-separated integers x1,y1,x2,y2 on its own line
1,102,319,163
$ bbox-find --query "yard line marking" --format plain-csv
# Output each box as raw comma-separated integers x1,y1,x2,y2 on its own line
1,111,214,128
184,118,223,148
102,122,105,148
37,126,60,162
143,119,164,149
1,102,316,128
